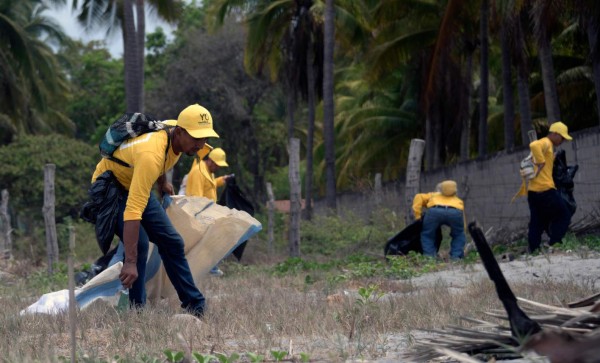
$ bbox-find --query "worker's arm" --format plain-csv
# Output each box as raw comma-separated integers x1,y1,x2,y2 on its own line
157,174,174,196
412,193,432,220
529,139,548,177
120,220,140,289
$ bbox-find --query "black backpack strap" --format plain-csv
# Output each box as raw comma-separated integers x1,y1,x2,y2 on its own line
163,128,172,173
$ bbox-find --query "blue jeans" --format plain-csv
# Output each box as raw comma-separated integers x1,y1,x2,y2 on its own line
421,206,466,259
115,193,205,314
527,189,570,252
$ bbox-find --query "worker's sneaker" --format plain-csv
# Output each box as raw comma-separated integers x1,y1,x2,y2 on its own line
209,267,224,277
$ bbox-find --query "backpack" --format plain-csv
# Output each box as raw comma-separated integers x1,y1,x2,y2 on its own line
519,153,536,180
99,112,168,167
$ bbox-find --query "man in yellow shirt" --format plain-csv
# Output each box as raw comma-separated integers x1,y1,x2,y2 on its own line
527,121,572,252
185,148,231,200
91,104,219,317
412,180,466,260
185,147,232,276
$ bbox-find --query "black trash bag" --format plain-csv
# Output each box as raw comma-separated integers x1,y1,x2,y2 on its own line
74,247,118,286
553,149,578,217
80,171,125,255
384,219,442,257
218,176,255,261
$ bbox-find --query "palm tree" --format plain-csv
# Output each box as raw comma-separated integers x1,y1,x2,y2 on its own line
495,4,516,151
0,0,72,141
530,0,563,123
574,0,600,126
322,0,336,210
479,0,489,156
72,0,181,112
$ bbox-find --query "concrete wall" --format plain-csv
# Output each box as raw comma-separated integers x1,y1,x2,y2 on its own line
314,127,600,243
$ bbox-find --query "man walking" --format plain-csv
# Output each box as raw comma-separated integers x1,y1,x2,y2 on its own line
527,121,573,252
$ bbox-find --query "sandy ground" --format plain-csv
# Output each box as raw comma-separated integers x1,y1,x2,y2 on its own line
369,250,600,363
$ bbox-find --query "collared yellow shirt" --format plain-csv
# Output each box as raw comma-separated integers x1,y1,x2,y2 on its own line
185,159,225,201
528,137,555,192
92,131,179,221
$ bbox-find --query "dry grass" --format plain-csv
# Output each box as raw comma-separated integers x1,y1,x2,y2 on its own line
0,254,596,363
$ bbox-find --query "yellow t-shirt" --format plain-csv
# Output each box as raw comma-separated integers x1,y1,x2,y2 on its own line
185,159,225,201
92,130,180,221
412,192,464,220
528,137,555,192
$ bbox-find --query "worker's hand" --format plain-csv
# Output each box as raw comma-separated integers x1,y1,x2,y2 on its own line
120,261,138,289
160,182,174,196
534,162,545,177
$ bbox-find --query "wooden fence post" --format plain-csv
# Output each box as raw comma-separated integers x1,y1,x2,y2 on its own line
266,182,275,255
0,189,12,260
405,139,426,226
374,173,382,207
67,225,77,363
527,129,537,143
288,138,301,257
43,164,59,275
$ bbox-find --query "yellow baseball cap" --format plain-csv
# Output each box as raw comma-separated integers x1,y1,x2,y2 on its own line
208,148,228,167
549,121,572,140
176,104,220,139
162,119,177,126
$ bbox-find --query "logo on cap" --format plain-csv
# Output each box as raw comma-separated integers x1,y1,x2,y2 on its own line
198,113,211,125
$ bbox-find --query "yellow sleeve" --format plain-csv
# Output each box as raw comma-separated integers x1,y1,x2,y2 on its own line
216,176,226,188
412,193,432,220
529,139,547,165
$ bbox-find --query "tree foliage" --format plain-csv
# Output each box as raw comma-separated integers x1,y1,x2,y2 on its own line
0,135,98,229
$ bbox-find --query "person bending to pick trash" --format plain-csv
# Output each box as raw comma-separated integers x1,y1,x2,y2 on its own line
412,180,466,260
90,104,219,317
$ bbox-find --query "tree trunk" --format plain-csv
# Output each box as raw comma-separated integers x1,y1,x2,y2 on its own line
304,36,315,221
323,0,337,211
135,0,146,112
588,20,600,127
288,138,301,257
516,17,534,145
123,0,139,112
425,114,434,170
405,139,425,225
43,164,59,275
501,23,515,151
479,0,489,157
0,189,12,260
266,182,275,255
538,35,561,122
460,48,474,161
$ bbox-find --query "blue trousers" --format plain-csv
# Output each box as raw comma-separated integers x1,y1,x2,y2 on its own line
421,206,466,259
115,193,205,314
527,189,570,252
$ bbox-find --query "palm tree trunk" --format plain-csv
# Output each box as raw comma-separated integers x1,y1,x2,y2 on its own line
304,38,315,221
460,49,473,161
123,0,138,112
136,0,146,112
479,0,489,157
323,0,336,211
500,22,515,151
537,35,561,122
286,88,296,140
516,16,534,145
587,20,600,127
